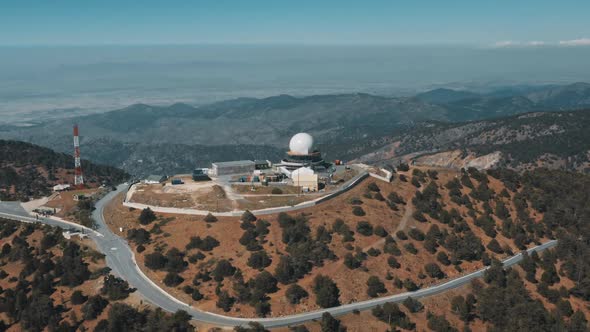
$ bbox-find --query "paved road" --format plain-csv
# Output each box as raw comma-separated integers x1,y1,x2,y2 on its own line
0,189,558,328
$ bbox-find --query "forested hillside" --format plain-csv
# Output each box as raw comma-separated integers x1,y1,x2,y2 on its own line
358,109,590,173
0,140,128,201
1,83,589,176
236,167,590,331
105,163,589,329
0,220,194,331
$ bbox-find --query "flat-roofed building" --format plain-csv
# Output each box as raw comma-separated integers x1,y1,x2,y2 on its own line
291,167,318,191
144,175,167,184
210,160,256,177
254,160,272,170
192,168,210,181
53,184,71,192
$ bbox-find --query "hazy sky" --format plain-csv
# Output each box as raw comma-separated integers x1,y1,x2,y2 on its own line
1,1,589,125
1,0,589,46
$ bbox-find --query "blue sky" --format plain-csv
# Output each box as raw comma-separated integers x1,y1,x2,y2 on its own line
1,0,589,46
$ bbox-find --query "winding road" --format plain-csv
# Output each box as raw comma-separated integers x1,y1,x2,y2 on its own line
0,185,558,328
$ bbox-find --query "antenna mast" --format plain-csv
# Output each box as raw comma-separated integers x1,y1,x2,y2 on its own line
73,124,84,187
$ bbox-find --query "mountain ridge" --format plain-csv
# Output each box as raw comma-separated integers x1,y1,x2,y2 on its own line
2,82,590,176
355,108,590,173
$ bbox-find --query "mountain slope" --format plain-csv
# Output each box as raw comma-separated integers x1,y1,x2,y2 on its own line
526,82,590,109
417,82,590,121
0,140,128,201
0,219,194,331
4,93,448,147
0,93,447,175
2,82,590,176
414,88,480,104
108,163,590,329
356,109,590,172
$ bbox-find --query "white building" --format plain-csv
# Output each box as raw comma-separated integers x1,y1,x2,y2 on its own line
53,184,71,192
144,175,167,184
210,160,256,177
291,167,318,191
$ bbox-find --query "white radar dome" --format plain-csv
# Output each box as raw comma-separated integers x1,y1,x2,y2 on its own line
289,133,314,155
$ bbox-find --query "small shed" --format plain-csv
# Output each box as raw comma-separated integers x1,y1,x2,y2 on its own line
254,160,272,170
144,175,167,184
53,184,71,192
192,168,211,181
210,160,255,177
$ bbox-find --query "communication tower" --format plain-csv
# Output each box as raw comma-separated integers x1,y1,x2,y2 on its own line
73,124,84,187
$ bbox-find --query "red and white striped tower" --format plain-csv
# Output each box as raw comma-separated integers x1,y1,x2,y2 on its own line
73,124,84,187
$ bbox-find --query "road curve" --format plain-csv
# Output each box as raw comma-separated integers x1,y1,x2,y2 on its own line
0,186,558,328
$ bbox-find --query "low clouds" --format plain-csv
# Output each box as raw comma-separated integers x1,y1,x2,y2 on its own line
493,38,590,48
559,38,590,46
526,41,546,46
494,41,520,47
493,40,546,48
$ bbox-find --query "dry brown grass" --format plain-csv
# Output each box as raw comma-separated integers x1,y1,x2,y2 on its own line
231,184,301,195
44,188,101,220
103,165,556,319
0,224,154,331
130,182,234,212
236,195,313,210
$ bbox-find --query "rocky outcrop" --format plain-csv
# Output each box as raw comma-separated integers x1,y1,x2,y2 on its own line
413,150,503,170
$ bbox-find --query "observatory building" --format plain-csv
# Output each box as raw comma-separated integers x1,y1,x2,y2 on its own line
279,133,328,172
203,132,330,191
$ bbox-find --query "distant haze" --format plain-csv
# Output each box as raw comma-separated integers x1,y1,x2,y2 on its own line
1,44,590,124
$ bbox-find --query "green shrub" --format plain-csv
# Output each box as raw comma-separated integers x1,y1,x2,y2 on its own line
368,182,381,192
396,230,408,240
367,248,381,257
286,284,309,304
349,197,363,205
388,256,401,269
138,208,157,225
397,163,409,172
408,228,425,241
356,221,374,236
374,225,388,237
404,243,418,254
203,213,218,223
247,250,272,270
212,259,236,281
313,275,340,308
352,206,366,216
163,272,184,287
403,297,424,313
366,276,386,297
241,210,257,222
424,262,445,279
71,290,87,305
